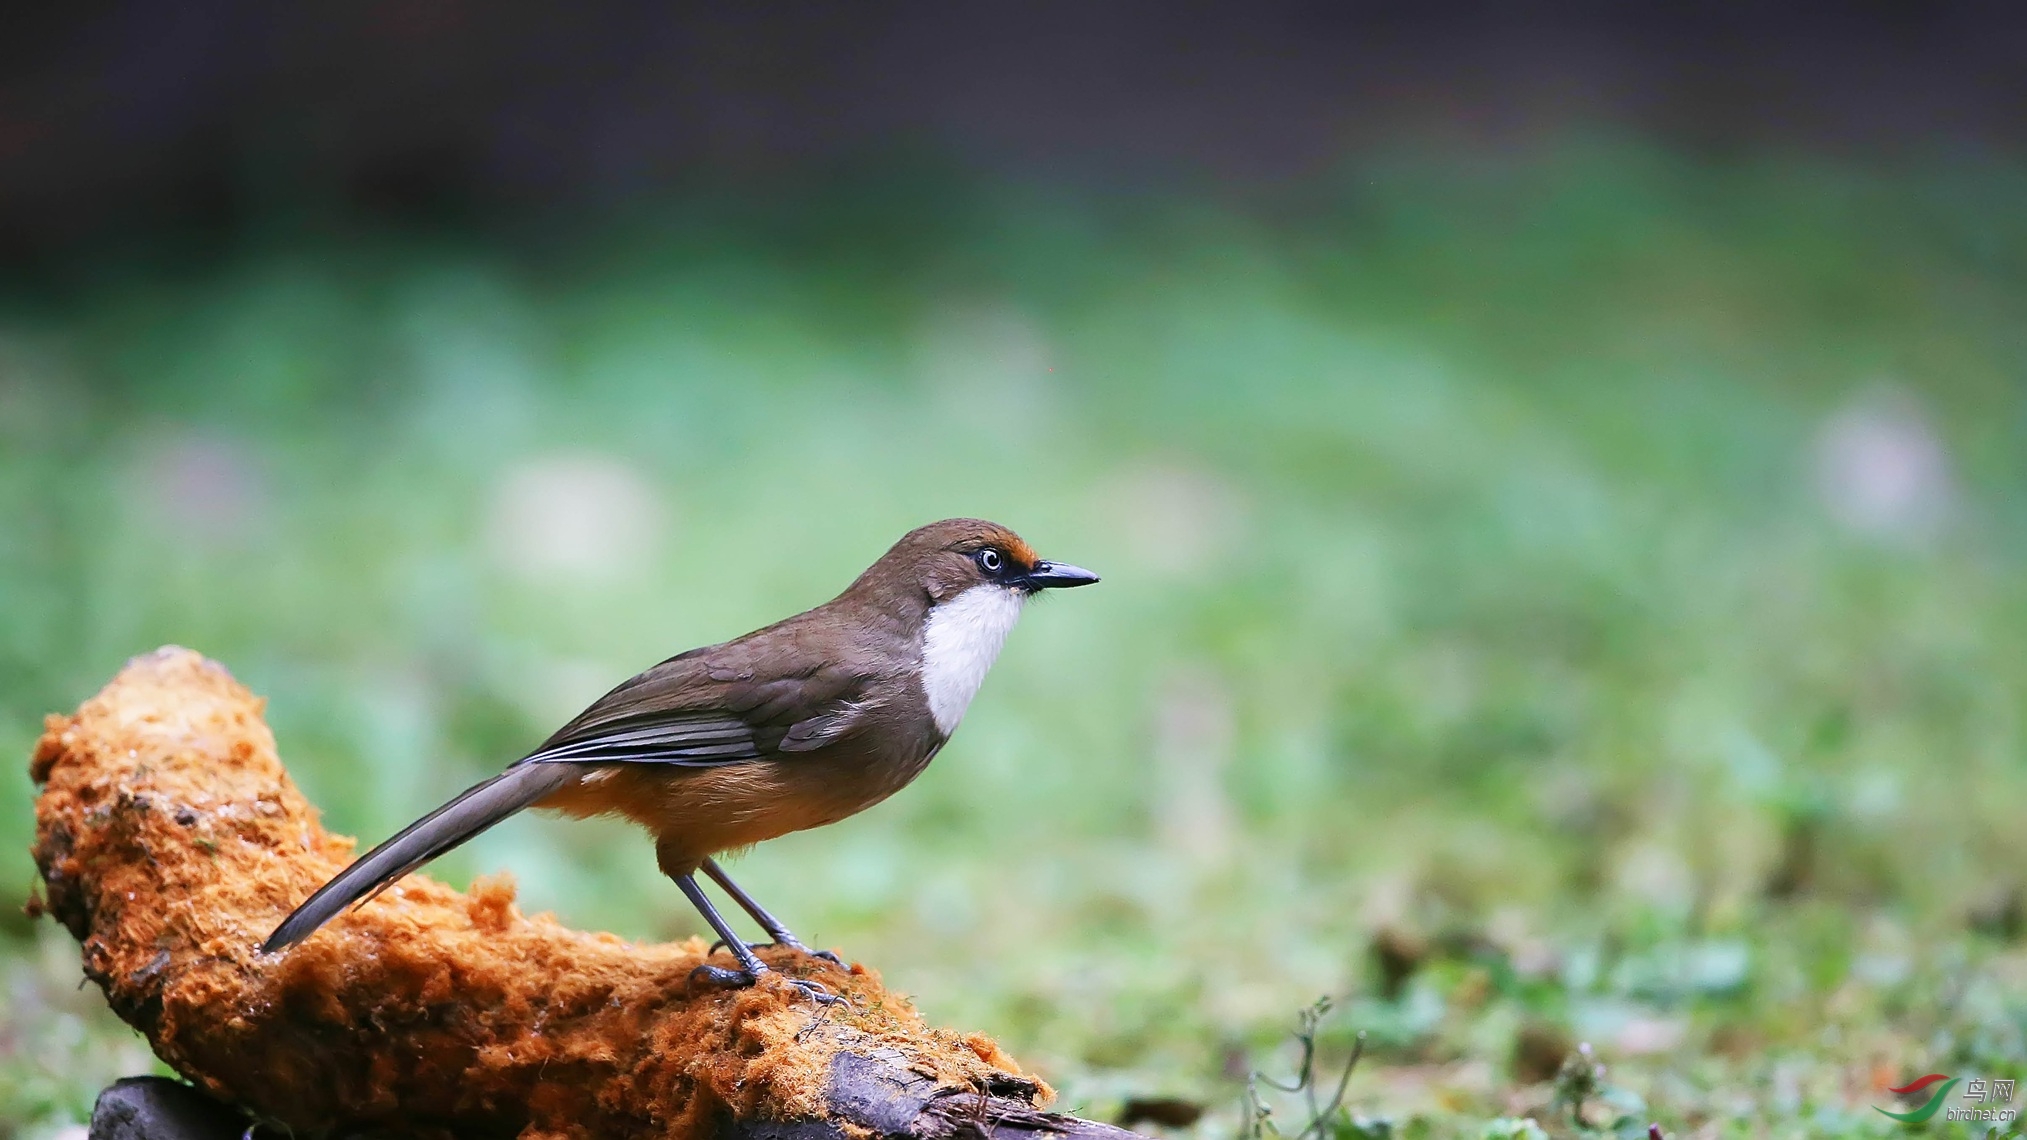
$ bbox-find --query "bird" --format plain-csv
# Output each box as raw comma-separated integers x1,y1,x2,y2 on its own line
261,518,1099,1001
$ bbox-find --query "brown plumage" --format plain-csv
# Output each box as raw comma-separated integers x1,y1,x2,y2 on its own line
262,518,1098,999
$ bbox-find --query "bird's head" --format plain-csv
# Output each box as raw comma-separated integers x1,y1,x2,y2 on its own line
848,518,1098,734
845,518,1099,605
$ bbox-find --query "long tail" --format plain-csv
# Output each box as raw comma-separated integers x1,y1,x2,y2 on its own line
262,761,578,953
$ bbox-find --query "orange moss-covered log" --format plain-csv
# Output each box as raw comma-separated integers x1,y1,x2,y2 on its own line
31,648,1142,1140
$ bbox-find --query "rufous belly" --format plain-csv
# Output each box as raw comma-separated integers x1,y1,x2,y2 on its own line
533,753,928,874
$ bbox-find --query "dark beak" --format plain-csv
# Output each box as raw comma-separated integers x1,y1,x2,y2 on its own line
1021,560,1101,591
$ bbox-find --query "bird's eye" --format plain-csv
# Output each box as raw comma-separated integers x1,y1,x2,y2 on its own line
976,549,1004,575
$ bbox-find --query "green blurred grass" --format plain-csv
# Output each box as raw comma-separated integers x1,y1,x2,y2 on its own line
5,144,2027,1137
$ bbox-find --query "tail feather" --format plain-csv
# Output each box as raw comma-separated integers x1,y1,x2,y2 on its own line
262,762,578,953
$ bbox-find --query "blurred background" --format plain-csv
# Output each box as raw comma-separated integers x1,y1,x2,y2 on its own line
6,4,2027,1136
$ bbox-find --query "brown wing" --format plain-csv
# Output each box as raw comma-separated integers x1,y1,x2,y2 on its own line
517,637,883,768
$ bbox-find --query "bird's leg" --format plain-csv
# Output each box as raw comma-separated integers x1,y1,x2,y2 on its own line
700,858,844,965
676,873,837,1003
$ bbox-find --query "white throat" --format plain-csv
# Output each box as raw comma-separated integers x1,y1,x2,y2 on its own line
920,584,1026,735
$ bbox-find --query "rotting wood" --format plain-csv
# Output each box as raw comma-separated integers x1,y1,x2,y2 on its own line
33,647,1148,1140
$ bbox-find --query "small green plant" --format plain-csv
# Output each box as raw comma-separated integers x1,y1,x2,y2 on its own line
1242,998,1367,1140
1549,1042,1659,1138
1551,1042,1605,1127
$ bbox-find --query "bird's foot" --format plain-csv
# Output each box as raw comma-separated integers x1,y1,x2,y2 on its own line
708,936,845,966
687,961,842,1004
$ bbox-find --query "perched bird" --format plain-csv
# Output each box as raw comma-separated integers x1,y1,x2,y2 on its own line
262,518,1098,1000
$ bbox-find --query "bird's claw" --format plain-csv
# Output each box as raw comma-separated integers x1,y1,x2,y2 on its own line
686,962,841,1004
787,977,843,1004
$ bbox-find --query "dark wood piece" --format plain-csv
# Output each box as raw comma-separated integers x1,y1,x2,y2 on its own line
90,1079,244,1140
